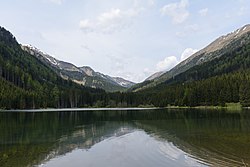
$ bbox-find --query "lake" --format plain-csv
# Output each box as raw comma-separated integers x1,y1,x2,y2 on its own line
0,108,250,167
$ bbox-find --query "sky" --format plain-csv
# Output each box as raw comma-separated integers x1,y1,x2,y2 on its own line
0,0,250,83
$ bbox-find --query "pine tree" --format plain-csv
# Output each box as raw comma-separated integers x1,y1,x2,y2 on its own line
239,80,250,107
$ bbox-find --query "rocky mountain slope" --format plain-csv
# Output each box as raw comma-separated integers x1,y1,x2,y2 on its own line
131,24,250,92
145,71,165,81
21,45,135,92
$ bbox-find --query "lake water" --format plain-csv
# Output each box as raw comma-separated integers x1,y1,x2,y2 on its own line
0,108,250,167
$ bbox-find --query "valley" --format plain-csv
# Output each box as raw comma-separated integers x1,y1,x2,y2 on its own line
1,24,250,109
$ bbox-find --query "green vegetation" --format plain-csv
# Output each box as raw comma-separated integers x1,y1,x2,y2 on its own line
1,26,250,109
130,25,250,92
136,32,250,108
0,26,106,109
225,103,242,110
138,70,250,107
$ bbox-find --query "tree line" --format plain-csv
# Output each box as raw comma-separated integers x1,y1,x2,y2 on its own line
1,26,250,109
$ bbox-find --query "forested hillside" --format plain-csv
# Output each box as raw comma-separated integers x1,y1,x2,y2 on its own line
138,37,250,107
130,24,250,92
21,45,135,92
0,26,144,109
1,25,250,109
0,26,107,109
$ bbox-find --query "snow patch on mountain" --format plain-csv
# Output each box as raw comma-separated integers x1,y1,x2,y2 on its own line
21,44,135,91
111,77,135,88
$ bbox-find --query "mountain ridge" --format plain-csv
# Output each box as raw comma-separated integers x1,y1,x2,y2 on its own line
0,26,108,109
1,24,250,109
21,44,135,92
130,24,250,92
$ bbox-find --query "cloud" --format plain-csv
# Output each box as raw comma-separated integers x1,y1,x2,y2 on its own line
199,8,208,16
79,20,94,32
48,0,63,5
160,0,189,24
181,48,198,61
156,56,178,71
115,71,137,83
79,8,143,33
156,48,198,72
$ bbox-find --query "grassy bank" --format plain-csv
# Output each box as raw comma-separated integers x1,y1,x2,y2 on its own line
166,103,243,110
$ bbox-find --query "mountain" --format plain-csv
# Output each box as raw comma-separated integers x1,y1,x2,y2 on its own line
0,26,139,109
79,67,135,87
1,24,250,109
0,26,112,109
131,24,250,92
145,71,165,81
111,77,135,87
21,45,135,92
135,24,250,107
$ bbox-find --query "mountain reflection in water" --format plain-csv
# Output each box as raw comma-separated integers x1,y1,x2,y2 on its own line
0,109,250,167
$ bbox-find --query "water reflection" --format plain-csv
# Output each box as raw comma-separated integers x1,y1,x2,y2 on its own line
0,109,250,167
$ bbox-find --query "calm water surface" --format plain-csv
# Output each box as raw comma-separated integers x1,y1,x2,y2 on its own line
0,108,250,167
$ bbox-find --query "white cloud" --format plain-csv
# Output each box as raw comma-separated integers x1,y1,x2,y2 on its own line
48,0,63,5
199,8,208,16
116,71,143,83
79,8,143,33
98,8,123,24
160,0,189,24
156,56,178,71
156,48,198,72
181,48,198,61
79,19,92,29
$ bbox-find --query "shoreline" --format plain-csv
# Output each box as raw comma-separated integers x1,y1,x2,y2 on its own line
1,103,248,112
0,107,161,112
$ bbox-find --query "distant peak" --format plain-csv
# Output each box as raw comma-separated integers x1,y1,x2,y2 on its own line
79,66,94,70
